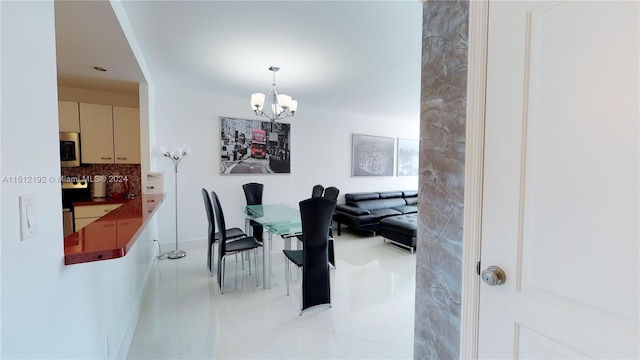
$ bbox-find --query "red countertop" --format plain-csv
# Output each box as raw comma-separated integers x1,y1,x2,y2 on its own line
64,194,166,265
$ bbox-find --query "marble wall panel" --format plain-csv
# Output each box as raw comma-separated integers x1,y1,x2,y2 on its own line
414,1,469,359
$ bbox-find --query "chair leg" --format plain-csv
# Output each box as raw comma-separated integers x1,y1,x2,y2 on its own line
210,243,217,276
248,251,252,275
220,256,226,294
254,248,259,287
285,257,290,296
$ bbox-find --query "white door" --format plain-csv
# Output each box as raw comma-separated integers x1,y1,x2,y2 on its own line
478,1,639,358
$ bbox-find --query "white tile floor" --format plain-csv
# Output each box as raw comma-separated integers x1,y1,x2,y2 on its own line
127,232,416,359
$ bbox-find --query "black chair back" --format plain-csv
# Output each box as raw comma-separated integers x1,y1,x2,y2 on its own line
243,182,264,240
243,183,264,205
202,188,215,243
311,184,324,198
323,186,339,200
210,190,228,286
322,186,340,257
299,197,337,312
202,188,216,271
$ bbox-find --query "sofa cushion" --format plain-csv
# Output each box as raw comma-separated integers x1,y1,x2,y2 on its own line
403,190,418,197
352,198,406,211
335,204,370,216
392,205,417,214
380,214,418,236
405,197,418,205
345,192,380,202
378,191,404,199
369,208,403,220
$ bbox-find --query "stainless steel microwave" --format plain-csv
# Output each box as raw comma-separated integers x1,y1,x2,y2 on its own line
60,132,81,167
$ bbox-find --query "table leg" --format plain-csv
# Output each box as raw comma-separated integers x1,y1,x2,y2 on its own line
245,217,251,235
263,232,272,289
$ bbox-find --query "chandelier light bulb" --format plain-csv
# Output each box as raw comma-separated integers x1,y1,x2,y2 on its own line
251,93,266,110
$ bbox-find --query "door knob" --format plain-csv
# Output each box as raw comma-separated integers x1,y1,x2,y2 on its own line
481,265,506,286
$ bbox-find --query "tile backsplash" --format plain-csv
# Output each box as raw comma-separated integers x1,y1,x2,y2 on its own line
62,164,141,198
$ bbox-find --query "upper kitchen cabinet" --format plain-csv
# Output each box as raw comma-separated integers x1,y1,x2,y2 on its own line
58,101,80,132
113,106,140,164
80,103,114,163
79,103,140,164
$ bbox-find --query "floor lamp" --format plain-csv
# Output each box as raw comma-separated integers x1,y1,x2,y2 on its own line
160,144,191,259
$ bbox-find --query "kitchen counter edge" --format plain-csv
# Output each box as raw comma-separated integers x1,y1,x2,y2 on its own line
64,193,166,265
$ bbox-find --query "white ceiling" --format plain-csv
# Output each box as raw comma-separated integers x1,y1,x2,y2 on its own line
55,0,423,120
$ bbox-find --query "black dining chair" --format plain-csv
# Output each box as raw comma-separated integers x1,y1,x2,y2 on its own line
323,186,339,201
296,184,325,240
243,182,264,245
296,185,339,268
283,197,336,314
211,190,261,293
311,184,324,198
202,188,246,276
322,186,340,268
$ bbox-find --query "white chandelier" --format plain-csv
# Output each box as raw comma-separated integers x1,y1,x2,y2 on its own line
251,66,298,122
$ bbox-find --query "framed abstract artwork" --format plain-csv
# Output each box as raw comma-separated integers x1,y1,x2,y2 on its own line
351,134,395,176
397,138,419,176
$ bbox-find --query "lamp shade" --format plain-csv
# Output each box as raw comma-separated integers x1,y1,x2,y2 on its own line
251,93,265,110
289,100,298,113
277,94,292,109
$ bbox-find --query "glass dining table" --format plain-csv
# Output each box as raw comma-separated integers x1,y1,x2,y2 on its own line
245,204,302,289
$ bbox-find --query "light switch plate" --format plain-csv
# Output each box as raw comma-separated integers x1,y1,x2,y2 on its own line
19,194,37,240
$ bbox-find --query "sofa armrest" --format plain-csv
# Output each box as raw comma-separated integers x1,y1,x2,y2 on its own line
335,204,371,216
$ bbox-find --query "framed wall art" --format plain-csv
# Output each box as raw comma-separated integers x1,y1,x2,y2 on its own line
219,116,291,175
351,134,395,176
397,138,419,176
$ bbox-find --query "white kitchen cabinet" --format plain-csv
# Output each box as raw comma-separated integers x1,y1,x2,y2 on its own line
79,103,114,164
79,103,140,164
74,203,122,231
58,101,80,133
113,106,140,164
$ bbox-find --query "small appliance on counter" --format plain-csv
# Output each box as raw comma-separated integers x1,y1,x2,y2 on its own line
109,177,130,200
92,177,107,198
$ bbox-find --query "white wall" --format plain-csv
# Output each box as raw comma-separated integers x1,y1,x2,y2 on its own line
58,86,139,108
152,82,419,248
0,3,157,358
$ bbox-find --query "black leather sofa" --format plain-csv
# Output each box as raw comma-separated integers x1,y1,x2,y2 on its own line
332,191,418,236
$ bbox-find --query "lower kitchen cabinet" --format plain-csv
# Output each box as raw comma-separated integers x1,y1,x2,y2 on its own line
74,203,123,231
